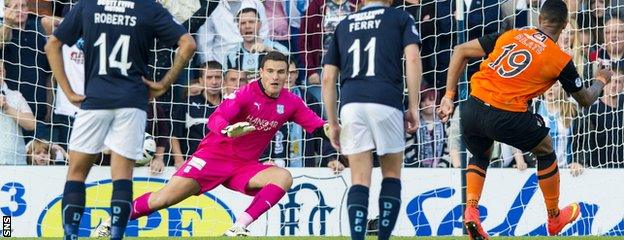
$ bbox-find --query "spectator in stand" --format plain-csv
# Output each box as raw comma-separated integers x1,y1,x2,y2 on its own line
149,0,212,111
462,0,515,81
392,0,454,90
226,7,290,79
196,0,268,65
262,59,343,170
284,0,309,53
577,0,607,48
49,39,84,149
1,0,51,140
26,139,68,165
299,0,360,100
0,61,36,165
224,69,249,96
521,0,581,28
171,61,223,168
573,62,624,169
499,144,530,170
590,14,624,74
405,87,449,168
263,0,291,49
191,68,248,97
394,0,513,93
41,7,84,150
446,104,463,168
536,82,579,168
567,0,581,18
579,27,595,56
558,20,593,82
145,100,169,174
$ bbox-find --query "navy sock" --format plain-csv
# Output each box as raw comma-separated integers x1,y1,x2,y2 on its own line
347,185,369,240
62,181,85,240
378,178,401,240
110,180,133,240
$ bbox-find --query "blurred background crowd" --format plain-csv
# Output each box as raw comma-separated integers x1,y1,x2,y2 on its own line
0,0,622,174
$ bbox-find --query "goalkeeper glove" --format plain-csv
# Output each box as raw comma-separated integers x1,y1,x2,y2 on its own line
222,122,256,137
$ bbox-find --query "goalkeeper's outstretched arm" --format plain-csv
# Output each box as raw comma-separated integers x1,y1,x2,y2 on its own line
207,94,244,135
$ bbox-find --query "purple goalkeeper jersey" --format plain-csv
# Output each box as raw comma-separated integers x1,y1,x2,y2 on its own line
194,79,326,163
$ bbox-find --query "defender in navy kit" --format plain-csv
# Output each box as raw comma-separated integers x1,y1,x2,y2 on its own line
44,0,196,239
321,0,423,239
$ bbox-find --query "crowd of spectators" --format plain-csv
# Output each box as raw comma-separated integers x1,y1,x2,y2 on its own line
0,0,622,174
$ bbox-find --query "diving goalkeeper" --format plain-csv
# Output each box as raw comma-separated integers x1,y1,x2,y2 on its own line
96,51,333,237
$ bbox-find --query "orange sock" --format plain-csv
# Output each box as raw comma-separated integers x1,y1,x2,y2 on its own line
537,152,560,218
466,164,487,208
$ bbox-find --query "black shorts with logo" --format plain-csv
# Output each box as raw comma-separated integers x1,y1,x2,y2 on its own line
460,96,550,158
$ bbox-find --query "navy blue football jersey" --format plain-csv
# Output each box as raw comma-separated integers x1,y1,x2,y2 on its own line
54,0,186,110
323,4,421,110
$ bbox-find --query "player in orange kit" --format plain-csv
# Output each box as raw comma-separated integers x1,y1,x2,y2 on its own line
438,0,613,239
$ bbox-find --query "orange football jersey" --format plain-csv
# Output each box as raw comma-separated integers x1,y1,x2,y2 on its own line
470,28,573,112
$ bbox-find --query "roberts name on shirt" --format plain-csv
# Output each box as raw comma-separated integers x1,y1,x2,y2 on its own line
94,0,137,26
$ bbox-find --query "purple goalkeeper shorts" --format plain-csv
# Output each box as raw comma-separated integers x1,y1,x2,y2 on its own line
174,155,272,196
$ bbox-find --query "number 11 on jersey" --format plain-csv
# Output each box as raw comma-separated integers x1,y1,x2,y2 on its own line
348,37,376,78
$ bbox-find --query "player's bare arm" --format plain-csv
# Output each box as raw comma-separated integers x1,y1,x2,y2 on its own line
44,36,86,106
321,64,341,150
144,33,196,98
438,39,487,122
570,68,613,106
404,44,422,133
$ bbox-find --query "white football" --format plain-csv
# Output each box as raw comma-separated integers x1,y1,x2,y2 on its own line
137,133,157,166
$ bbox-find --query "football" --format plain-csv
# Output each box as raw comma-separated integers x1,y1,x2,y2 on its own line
136,132,157,166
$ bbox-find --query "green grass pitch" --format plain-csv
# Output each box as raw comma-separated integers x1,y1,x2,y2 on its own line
6,237,624,240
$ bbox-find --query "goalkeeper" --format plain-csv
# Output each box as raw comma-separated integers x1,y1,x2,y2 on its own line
99,51,333,237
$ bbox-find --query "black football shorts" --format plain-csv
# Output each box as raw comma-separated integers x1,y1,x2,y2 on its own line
460,96,550,157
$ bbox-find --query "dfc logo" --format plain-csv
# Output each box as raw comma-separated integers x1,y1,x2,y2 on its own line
37,178,234,237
